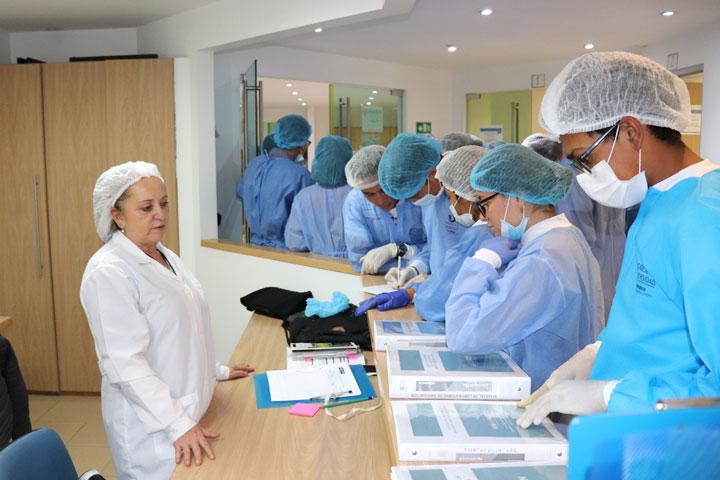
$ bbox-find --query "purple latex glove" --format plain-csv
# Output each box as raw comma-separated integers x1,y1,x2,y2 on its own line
482,236,520,265
354,289,411,316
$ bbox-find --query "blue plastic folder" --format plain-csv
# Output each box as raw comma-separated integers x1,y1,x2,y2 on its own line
253,364,377,409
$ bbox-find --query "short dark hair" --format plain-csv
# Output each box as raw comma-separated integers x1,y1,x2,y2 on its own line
592,124,683,147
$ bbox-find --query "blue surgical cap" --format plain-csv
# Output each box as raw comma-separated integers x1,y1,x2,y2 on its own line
262,133,277,153
311,136,353,187
274,114,312,149
378,133,443,200
470,144,572,205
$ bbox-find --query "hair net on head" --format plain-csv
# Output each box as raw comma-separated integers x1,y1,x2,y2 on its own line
262,133,277,153
345,145,385,190
522,133,564,162
485,140,506,150
310,136,353,187
470,144,572,205
378,133,443,200
273,114,312,149
93,161,164,243
441,132,484,152
436,145,490,202
540,51,691,137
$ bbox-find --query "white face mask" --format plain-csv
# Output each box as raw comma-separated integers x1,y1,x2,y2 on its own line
294,153,305,163
450,199,475,227
576,127,648,208
411,180,442,207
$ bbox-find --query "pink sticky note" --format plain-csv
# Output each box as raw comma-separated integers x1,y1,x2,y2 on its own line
288,403,321,417
346,353,357,360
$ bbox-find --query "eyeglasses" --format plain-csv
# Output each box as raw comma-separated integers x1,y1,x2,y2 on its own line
475,193,499,217
571,122,620,174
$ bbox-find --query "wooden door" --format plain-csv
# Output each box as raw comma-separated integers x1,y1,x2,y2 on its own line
0,65,60,392
42,62,108,392
105,59,179,252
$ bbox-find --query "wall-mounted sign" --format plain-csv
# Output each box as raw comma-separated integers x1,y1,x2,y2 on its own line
478,126,503,144
416,122,432,134
362,106,384,132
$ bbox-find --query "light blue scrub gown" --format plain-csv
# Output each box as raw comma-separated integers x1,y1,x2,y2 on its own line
236,147,314,248
411,191,468,275
413,222,494,322
446,214,604,390
342,188,426,273
557,158,626,324
591,161,720,412
284,184,353,257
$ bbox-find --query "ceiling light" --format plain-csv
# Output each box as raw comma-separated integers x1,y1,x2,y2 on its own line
584,43,594,50
447,45,457,53
661,10,675,16
297,98,303,101
285,83,292,87
366,102,372,105
369,97,375,100
314,27,323,33
480,8,492,16
301,102,307,106
372,90,378,94
292,91,298,95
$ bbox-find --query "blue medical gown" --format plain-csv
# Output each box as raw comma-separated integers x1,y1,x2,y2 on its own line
414,223,494,322
591,167,720,412
446,215,604,390
557,158,626,324
342,188,426,273
284,184,352,257
236,148,314,248
412,191,468,274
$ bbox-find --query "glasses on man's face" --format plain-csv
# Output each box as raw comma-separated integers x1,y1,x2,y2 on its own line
475,192,499,217
571,122,620,174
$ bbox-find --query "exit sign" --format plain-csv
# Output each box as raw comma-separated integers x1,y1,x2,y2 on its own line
416,122,432,134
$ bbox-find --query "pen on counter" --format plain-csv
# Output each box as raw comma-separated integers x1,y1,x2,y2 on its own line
307,390,353,401
322,396,374,409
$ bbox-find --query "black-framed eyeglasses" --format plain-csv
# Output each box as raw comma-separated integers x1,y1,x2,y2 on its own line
571,122,620,174
475,192,499,217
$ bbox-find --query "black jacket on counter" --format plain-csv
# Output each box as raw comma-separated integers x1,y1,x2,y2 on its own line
0,335,31,446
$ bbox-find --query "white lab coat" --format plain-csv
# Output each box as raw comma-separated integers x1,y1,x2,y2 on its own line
80,231,229,480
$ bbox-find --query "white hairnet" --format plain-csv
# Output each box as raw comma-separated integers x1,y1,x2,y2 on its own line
540,52,690,137
441,132,484,153
93,161,164,243
522,133,563,162
345,145,385,190
435,145,489,202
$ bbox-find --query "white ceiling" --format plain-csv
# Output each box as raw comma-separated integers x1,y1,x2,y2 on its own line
0,0,217,31
260,77,329,109
268,0,720,70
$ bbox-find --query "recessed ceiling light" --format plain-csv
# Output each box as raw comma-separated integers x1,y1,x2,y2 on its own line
314,27,323,33
584,43,595,50
285,83,292,87
369,97,375,100
661,10,675,16
297,98,303,101
292,91,298,95
480,8,492,16
301,102,307,106
366,102,372,105
372,90,378,94
447,45,457,53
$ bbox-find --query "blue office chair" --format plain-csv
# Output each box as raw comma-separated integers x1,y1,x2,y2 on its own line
0,428,106,480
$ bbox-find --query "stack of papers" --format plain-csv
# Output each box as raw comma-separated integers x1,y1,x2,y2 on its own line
392,400,568,462
374,320,446,351
387,346,530,400
390,462,567,480
266,364,361,402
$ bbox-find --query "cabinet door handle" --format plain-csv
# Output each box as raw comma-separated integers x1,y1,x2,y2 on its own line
33,175,44,277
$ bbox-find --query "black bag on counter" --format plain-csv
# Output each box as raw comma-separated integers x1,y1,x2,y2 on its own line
240,287,313,320
282,307,372,351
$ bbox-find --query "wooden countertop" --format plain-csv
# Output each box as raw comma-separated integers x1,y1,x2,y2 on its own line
170,310,390,479
201,239,358,276
0,316,11,332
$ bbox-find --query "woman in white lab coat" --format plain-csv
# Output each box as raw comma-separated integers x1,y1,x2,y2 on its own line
80,161,253,480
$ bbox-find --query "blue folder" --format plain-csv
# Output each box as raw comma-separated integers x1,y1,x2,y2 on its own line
253,364,377,409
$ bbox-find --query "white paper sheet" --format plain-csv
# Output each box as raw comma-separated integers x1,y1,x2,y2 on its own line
362,284,395,295
267,364,361,401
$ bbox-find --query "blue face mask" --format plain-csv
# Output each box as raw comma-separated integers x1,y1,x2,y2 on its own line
500,197,528,240
295,153,305,163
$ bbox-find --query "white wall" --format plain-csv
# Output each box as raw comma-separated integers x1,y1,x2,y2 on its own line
0,29,9,64
10,28,137,63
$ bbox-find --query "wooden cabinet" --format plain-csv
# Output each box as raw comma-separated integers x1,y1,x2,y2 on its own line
0,59,178,393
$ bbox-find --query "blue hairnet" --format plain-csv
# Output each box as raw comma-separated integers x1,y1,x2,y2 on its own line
311,136,353,187
470,144,572,205
274,114,312,149
262,133,277,153
485,140,506,150
378,133,443,200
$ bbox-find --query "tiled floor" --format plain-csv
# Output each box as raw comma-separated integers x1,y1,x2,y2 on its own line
29,394,117,479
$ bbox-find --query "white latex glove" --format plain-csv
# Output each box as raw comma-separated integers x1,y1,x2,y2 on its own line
360,243,399,274
385,266,419,289
516,380,612,428
517,341,601,408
